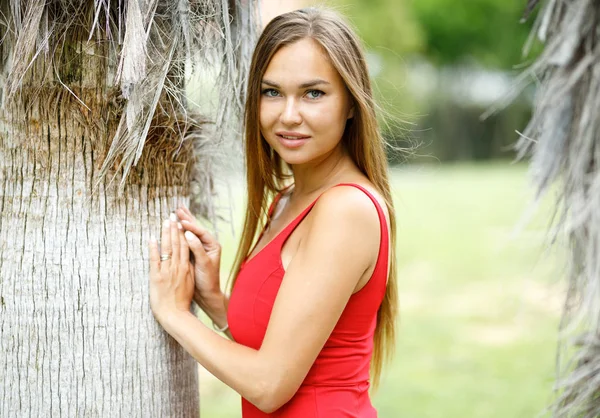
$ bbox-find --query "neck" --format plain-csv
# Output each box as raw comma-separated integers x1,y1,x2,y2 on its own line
289,143,353,200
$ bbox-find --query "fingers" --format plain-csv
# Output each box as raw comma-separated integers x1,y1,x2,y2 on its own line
170,214,180,265
175,206,196,224
180,220,219,252
160,219,171,276
184,229,209,265
175,207,219,250
179,223,189,266
148,238,160,278
181,205,194,217
154,210,198,278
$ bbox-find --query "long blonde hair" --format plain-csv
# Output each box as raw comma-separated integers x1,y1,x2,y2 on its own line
228,7,398,389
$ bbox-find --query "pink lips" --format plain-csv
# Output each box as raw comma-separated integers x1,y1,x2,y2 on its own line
276,132,310,149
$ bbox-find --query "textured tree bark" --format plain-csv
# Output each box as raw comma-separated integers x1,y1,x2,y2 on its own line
0,39,199,418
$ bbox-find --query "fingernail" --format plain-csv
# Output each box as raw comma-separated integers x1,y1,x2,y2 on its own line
163,219,170,228
177,223,182,230
170,213,177,222
185,231,194,240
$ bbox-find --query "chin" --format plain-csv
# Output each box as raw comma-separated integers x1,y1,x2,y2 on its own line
277,151,314,166
275,145,340,168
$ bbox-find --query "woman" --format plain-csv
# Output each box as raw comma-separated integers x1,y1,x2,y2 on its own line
148,7,398,417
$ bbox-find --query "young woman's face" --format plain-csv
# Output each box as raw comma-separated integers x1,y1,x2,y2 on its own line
259,38,354,166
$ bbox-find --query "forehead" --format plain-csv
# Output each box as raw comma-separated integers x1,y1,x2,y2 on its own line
263,38,343,86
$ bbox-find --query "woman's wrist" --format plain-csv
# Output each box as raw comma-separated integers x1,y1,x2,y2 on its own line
194,290,229,329
158,309,196,334
194,289,225,309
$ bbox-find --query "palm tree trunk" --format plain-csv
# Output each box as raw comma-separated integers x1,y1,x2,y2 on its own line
0,44,199,418
0,1,257,415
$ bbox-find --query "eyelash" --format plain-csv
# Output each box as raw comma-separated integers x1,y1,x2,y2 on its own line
306,90,324,99
261,88,279,97
261,89,325,99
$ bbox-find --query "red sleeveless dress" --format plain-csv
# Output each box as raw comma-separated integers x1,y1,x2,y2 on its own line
227,183,389,417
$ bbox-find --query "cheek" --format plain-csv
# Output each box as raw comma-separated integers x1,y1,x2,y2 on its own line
259,101,278,129
305,103,348,137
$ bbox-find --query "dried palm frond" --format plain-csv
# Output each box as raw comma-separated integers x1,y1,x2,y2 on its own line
515,0,600,416
0,0,258,219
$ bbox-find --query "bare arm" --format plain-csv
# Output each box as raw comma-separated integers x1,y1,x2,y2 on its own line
163,186,381,413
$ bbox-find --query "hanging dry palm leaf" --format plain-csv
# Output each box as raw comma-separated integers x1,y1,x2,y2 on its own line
515,0,600,416
0,0,257,218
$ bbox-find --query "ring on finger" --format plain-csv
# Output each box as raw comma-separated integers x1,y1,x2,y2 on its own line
160,253,172,261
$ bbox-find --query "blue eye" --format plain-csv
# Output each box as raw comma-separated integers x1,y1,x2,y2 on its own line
262,88,280,97
306,90,324,99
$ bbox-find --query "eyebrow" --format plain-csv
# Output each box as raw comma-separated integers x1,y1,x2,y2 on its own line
261,79,331,89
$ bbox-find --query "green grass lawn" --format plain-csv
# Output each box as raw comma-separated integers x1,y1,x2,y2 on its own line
198,162,565,418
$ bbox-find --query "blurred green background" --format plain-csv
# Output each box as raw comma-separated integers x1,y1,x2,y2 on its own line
321,0,541,163
194,0,541,164
195,1,564,417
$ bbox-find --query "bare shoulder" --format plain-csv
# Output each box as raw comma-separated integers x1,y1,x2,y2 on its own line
318,183,381,213
304,183,384,254
315,182,387,222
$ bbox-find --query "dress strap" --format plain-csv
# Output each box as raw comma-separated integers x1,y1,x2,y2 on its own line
267,193,283,218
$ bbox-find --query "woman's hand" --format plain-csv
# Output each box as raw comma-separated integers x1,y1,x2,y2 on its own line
148,215,195,325
175,206,223,303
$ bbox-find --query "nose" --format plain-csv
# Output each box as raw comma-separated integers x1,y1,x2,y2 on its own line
280,97,302,126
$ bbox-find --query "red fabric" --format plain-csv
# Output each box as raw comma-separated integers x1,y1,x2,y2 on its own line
228,183,389,417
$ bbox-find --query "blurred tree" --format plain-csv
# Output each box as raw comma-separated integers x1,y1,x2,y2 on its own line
332,0,537,69
330,0,424,57
387,97,532,164
410,0,537,68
